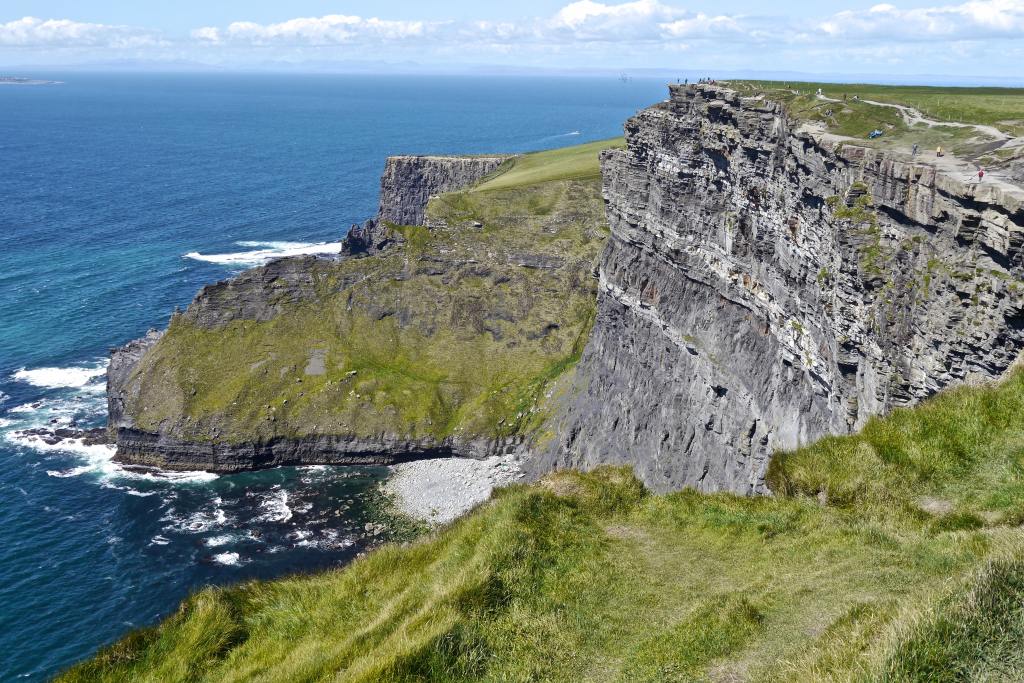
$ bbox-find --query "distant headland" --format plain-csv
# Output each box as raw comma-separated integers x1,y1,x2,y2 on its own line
0,76,62,86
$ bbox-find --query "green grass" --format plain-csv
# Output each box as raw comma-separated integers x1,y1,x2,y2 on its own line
734,81,1024,137
126,141,611,446
65,369,1024,681
731,81,1024,160
474,137,625,191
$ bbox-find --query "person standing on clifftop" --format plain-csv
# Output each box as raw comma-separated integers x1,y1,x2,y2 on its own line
978,167,985,182
912,143,919,157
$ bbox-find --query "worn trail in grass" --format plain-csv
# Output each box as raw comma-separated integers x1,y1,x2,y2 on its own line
64,366,1024,681
732,81,1024,185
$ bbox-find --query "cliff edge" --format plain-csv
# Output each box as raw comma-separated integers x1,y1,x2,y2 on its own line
537,84,1024,494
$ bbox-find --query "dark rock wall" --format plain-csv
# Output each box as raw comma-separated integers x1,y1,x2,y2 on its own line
340,155,509,258
538,84,1024,494
376,155,508,226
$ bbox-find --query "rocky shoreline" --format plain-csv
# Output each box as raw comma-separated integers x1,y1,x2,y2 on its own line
382,452,524,526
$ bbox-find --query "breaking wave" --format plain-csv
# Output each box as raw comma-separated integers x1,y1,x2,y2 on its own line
11,364,106,390
184,240,341,266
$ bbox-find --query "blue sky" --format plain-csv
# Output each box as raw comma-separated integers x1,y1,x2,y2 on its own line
3,1,1023,79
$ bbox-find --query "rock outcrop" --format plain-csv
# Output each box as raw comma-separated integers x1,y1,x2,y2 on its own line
107,330,162,439
106,151,603,473
340,155,510,259
538,84,1024,494
376,156,508,226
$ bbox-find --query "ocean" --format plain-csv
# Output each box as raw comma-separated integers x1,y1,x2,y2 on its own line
0,72,668,679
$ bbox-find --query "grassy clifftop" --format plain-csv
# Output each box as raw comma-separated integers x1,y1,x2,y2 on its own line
68,367,1024,681
125,140,618,446
732,81,1024,163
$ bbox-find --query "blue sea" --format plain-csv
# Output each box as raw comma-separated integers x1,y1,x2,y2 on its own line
0,72,667,679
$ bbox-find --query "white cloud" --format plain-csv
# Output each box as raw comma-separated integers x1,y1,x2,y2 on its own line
0,16,162,48
818,0,1024,40
191,14,435,46
4,1,1024,75
660,14,743,37
551,0,678,32
546,0,742,41
186,3,748,49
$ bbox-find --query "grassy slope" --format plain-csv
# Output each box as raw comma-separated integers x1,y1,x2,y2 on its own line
128,143,612,444
65,368,1024,681
475,137,625,191
732,81,1024,160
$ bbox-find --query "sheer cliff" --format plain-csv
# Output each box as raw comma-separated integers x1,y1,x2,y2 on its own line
342,155,509,258
538,84,1024,494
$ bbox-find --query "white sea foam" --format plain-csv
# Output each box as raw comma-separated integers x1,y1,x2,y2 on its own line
184,240,341,266
163,503,229,534
205,534,235,547
212,551,242,566
0,391,8,405
8,430,217,484
257,488,293,523
293,528,355,551
12,364,107,389
150,535,170,546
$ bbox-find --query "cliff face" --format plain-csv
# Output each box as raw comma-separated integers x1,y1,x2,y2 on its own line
107,152,605,472
341,155,510,258
538,84,1024,494
376,156,508,226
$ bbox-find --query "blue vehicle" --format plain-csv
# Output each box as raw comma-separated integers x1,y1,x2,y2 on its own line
868,129,884,139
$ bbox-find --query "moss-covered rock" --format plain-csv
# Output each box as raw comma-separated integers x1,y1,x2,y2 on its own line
109,144,614,471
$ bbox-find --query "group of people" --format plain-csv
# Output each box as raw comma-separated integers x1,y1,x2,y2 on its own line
678,78,716,85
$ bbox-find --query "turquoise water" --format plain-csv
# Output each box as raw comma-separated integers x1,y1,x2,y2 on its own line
0,73,667,678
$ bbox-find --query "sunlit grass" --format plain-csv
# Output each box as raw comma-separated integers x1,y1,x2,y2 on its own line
64,370,1024,681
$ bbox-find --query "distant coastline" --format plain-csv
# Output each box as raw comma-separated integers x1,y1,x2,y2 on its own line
0,76,62,86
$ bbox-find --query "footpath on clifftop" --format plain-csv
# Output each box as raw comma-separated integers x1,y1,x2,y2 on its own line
736,80,1024,198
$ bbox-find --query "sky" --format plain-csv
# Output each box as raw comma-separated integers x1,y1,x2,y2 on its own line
2,0,1023,80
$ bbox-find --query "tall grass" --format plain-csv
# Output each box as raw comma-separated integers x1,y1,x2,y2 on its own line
62,370,1024,681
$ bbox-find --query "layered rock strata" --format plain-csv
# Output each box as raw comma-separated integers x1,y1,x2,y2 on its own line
539,84,1024,494
376,155,508,226
342,155,509,258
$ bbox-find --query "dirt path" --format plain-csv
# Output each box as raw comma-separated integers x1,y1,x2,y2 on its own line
811,93,1024,196
817,92,1010,141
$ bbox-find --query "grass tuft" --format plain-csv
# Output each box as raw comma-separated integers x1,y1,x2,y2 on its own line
63,368,1024,681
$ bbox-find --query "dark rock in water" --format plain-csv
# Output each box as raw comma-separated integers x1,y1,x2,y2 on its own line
15,426,108,447
536,83,1024,495
111,427,516,473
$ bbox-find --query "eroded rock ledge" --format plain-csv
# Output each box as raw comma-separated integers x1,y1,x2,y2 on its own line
537,84,1024,494
343,155,509,257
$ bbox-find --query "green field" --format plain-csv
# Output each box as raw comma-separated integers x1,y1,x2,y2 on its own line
735,81,1024,134
475,137,625,192
65,366,1024,681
